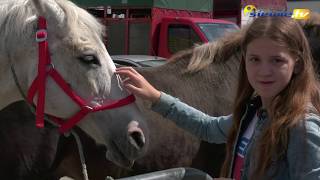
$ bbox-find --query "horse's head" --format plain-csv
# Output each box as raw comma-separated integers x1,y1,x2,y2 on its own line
0,0,148,167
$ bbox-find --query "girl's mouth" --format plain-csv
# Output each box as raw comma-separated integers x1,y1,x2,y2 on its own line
259,81,274,85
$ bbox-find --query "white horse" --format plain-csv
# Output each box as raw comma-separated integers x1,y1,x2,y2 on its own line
0,0,148,168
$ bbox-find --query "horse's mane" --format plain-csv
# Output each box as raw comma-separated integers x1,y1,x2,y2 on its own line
299,12,320,39
299,12,320,71
168,30,243,73
300,12,320,27
0,0,104,47
168,13,320,74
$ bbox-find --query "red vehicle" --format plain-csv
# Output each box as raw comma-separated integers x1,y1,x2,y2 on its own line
156,17,237,58
73,0,239,58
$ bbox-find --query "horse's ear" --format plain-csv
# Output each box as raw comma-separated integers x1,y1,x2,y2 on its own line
31,0,65,27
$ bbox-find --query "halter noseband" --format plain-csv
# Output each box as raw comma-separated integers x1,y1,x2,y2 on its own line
23,16,135,133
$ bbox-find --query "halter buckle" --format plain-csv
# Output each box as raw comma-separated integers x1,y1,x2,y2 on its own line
36,29,47,42
83,105,94,111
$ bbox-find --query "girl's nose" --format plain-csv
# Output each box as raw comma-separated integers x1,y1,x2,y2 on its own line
258,62,273,76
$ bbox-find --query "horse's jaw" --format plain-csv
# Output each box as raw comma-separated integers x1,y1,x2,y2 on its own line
106,146,135,168
77,121,135,168
0,78,21,110
0,66,25,110
77,108,149,168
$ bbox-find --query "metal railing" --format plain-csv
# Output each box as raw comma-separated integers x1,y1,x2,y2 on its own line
114,167,213,180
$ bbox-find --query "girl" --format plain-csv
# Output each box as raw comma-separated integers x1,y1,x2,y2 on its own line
116,17,320,180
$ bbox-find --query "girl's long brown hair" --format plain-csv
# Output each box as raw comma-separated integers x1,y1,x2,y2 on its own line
220,17,320,178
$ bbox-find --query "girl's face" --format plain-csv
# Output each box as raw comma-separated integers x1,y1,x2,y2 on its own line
245,37,297,107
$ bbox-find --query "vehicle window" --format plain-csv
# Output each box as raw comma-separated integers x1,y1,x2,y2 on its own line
129,22,151,54
106,22,126,55
168,24,202,54
197,23,238,41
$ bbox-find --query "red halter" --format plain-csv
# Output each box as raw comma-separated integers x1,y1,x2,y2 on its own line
27,16,135,133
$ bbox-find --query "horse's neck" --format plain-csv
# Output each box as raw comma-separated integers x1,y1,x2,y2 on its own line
139,59,205,101
139,57,238,115
0,53,23,110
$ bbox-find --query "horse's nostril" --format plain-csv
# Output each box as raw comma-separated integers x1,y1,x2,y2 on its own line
129,131,145,149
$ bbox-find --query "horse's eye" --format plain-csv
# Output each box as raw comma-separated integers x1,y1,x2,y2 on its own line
78,55,100,66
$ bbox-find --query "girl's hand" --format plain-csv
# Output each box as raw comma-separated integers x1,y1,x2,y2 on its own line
115,67,161,103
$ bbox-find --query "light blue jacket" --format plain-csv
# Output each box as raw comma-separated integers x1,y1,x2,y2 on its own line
151,92,320,180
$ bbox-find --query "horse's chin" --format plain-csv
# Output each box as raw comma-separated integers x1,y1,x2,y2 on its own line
106,149,135,168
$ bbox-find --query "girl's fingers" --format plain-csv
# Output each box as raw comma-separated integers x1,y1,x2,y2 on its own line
122,78,138,89
116,67,139,75
122,77,131,84
115,69,137,78
124,84,141,94
116,69,140,84
116,68,154,100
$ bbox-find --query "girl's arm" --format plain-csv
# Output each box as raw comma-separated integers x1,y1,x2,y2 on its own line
287,114,320,179
116,67,233,144
151,92,232,143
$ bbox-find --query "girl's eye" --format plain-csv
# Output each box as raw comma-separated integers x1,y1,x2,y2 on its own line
273,58,285,64
248,57,259,62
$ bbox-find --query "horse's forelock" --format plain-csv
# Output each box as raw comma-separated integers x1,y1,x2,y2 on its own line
0,0,36,48
53,0,105,47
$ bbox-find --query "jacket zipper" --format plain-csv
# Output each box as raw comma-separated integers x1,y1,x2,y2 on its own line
239,110,267,179
228,104,249,177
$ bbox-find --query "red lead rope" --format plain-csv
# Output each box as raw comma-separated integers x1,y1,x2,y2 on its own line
27,16,136,133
